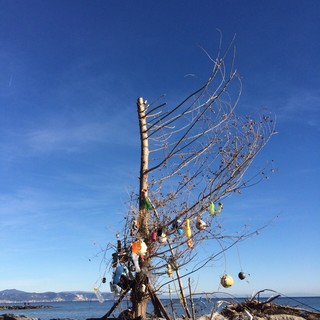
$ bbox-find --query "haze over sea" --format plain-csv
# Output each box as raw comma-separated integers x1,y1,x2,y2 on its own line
2,297,320,320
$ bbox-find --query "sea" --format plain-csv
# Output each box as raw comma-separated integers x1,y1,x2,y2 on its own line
1,297,320,320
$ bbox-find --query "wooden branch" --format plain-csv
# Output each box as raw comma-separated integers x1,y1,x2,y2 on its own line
101,287,130,320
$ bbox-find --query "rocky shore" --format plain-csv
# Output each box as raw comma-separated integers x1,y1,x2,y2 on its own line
0,306,52,310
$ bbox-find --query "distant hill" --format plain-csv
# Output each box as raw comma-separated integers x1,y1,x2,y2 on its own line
0,289,113,303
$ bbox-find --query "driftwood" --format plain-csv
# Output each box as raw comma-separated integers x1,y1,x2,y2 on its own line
220,299,320,320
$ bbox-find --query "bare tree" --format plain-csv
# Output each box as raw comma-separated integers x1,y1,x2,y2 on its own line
100,41,275,320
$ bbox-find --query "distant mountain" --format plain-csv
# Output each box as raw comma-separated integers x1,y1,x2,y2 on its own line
0,289,113,303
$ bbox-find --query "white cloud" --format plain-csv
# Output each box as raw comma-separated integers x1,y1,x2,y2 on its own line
276,89,320,127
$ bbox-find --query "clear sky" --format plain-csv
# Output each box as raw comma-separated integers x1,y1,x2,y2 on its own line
0,0,319,297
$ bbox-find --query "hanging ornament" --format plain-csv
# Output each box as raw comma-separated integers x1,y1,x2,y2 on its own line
143,198,152,210
93,287,104,303
220,274,234,288
111,253,118,268
157,232,167,243
117,240,122,253
177,227,184,236
209,202,215,215
215,202,223,215
172,218,179,230
130,220,138,236
138,240,147,256
185,219,192,237
238,272,246,280
113,265,124,285
167,264,173,277
196,219,207,231
131,240,141,254
110,282,120,294
131,239,147,256
187,238,193,248
151,231,157,242
209,202,223,216
132,252,141,272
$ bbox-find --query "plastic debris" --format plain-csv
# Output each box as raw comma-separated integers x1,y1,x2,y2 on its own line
113,265,124,285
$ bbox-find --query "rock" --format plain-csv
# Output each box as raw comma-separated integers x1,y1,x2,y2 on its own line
0,314,39,320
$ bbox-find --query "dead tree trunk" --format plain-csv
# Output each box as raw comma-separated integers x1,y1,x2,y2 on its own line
131,97,150,319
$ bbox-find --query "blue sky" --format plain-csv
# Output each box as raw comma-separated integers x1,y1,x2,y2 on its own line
0,0,319,297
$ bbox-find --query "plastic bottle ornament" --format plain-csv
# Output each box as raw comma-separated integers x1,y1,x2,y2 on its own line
167,264,173,277
113,265,124,284
238,272,246,280
93,287,104,303
187,238,193,248
185,219,192,237
196,219,207,231
151,231,157,242
220,274,234,288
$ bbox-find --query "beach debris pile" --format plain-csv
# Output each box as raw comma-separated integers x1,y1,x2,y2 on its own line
219,294,320,320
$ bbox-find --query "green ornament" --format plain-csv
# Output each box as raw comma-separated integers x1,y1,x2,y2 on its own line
209,201,215,215
144,198,153,210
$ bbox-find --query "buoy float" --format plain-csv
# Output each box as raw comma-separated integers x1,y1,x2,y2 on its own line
238,272,246,280
220,274,234,288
